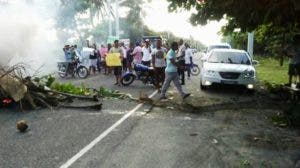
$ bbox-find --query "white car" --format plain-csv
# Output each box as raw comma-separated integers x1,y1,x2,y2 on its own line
201,43,232,65
206,43,231,53
200,49,258,90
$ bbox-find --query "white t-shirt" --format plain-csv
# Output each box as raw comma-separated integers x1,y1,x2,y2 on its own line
185,48,193,64
121,46,127,58
177,44,186,57
152,48,166,68
142,46,152,62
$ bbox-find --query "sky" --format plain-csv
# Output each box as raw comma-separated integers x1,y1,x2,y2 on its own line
142,0,226,46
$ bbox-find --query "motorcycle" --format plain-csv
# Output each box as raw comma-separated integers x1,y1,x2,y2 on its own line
189,63,200,76
121,63,155,86
57,57,89,79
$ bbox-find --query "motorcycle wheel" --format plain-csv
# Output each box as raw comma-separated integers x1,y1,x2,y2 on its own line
58,65,67,78
191,65,200,76
76,66,89,79
121,74,135,86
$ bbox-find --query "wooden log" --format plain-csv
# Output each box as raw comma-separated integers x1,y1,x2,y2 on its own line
61,103,102,110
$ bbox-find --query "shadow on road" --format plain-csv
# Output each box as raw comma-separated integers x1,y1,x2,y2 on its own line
201,84,254,96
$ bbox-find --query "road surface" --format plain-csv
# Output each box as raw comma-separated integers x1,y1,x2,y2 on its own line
0,59,299,168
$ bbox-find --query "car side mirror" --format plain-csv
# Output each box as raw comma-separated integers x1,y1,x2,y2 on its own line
252,60,259,66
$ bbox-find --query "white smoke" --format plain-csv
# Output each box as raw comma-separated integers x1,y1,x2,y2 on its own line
0,0,61,75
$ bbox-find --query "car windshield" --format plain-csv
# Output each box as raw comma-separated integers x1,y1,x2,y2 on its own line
208,45,230,52
208,51,251,65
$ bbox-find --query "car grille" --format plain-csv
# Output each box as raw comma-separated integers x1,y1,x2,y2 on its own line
219,72,240,79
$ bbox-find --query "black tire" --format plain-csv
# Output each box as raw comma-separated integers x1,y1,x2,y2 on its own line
58,65,67,78
191,66,200,76
76,66,89,79
121,74,135,86
200,78,207,90
200,83,207,90
247,89,255,95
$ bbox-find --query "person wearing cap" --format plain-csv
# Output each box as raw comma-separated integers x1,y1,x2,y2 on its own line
63,45,72,62
142,39,152,67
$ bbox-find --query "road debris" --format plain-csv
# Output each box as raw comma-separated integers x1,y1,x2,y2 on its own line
166,106,174,110
16,120,28,132
184,116,192,120
189,133,198,136
212,139,218,144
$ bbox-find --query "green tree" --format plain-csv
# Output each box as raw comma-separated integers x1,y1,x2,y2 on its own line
167,0,300,33
167,0,300,65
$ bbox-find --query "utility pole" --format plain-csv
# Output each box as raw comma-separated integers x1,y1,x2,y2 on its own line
108,0,112,37
115,0,120,39
247,32,254,58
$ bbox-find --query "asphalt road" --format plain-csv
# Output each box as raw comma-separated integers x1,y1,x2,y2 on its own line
0,58,299,168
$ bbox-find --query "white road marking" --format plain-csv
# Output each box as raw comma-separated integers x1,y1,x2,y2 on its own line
59,90,158,168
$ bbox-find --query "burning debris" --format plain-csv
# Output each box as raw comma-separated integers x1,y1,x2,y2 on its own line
0,65,102,110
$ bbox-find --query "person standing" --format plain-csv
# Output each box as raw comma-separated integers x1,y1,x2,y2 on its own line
92,43,101,73
120,42,128,71
160,42,190,100
142,39,152,66
107,43,113,75
184,43,193,80
152,39,166,91
127,42,135,72
177,39,186,85
132,42,143,64
73,44,81,60
284,35,300,88
100,44,108,74
109,40,123,86
89,45,98,75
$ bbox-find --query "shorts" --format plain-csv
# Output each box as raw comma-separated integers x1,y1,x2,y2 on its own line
114,66,122,76
89,59,97,67
142,61,151,67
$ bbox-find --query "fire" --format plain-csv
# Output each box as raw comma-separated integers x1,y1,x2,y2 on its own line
2,98,12,105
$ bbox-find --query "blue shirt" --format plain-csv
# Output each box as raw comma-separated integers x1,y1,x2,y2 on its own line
64,50,72,62
165,49,177,73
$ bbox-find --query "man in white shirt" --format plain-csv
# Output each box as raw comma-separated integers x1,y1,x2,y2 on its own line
177,39,186,85
184,43,193,79
142,39,152,66
120,42,127,71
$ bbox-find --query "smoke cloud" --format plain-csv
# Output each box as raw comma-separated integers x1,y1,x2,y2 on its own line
0,0,61,75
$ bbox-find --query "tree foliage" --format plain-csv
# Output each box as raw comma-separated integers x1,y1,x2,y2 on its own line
55,0,205,49
167,0,300,33
224,24,298,58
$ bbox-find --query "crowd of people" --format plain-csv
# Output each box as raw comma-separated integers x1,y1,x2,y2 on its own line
63,38,194,99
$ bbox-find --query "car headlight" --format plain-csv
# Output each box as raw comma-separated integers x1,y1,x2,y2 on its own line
204,70,217,77
243,70,255,78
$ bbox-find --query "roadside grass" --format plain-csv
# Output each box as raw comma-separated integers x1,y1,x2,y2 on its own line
255,56,288,85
